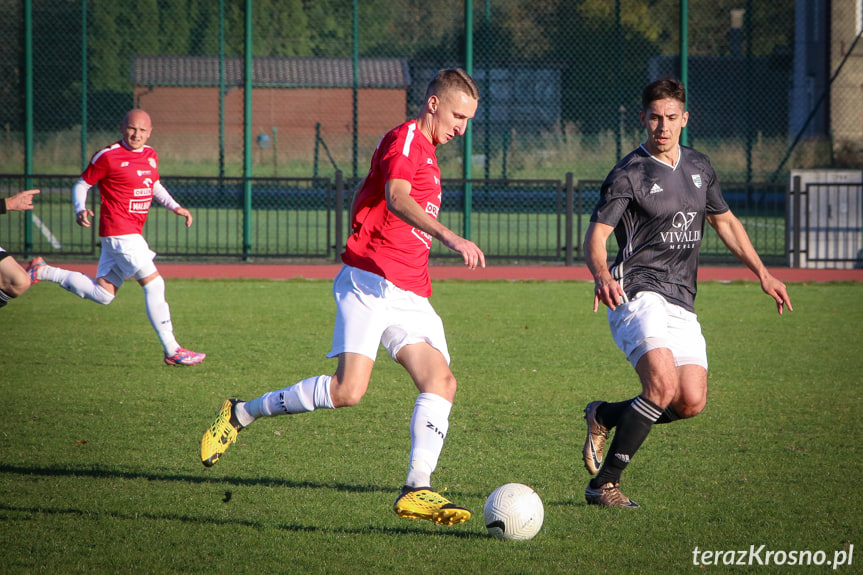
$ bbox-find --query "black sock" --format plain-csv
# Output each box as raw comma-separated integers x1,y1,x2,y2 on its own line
591,395,662,488
595,397,636,429
654,405,682,424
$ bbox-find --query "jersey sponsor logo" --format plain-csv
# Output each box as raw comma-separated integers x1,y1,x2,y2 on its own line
425,202,439,219
691,174,703,188
133,187,152,197
672,211,697,231
121,161,130,167
412,227,433,249
137,170,152,177
129,199,152,213
660,211,701,249
649,182,664,194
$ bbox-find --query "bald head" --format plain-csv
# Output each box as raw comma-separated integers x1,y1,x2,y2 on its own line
121,109,153,150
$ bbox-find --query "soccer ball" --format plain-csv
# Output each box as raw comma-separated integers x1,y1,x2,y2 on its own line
483,483,544,541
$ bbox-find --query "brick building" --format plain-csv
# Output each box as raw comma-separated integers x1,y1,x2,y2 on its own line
131,55,411,168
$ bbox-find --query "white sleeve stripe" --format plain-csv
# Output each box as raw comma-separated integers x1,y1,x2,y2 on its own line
402,123,416,157
90,143,120,165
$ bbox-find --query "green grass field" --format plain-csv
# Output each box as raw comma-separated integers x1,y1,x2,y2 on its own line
1,278,861,574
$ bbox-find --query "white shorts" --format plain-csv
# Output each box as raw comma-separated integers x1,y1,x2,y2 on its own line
328,265,450,364
96,234,157,287
607,291,708,370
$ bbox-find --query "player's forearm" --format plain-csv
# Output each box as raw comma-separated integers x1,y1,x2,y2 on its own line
583,224,614,283
385,181,454,244
392,195,454,243
715,216,769,281
152,181,181,211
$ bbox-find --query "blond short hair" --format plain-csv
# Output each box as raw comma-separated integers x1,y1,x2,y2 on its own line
424,68,480,101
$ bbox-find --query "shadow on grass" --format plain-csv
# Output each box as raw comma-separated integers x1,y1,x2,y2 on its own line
0,462,396,494
0,503,486,539
1,461,497,500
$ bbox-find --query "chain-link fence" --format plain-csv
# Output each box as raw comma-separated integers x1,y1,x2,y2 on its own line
1,0,859,264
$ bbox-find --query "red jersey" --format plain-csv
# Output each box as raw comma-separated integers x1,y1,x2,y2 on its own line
81,141,160,237
342,121,442,297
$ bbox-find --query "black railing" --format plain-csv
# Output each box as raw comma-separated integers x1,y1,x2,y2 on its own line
1,173,792,266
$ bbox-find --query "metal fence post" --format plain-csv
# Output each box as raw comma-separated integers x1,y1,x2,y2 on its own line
791,175,801,268
242,0,253,260
334,170,344,262
565,172,574,266
463,0,474,240
24,0,34,254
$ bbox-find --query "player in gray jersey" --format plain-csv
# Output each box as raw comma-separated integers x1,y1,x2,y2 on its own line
580,77,792,508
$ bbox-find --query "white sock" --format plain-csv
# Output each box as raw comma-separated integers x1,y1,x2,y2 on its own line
142,276,179,355
405,393,452,489
238,375,334,426
48,266,115,305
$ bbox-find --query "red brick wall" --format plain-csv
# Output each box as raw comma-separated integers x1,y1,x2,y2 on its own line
134,86,407,165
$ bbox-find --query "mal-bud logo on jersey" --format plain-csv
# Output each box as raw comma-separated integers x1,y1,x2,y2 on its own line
660,211,701,250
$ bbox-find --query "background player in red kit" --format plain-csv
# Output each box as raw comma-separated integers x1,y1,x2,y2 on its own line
28,109,205,366
201,69,483,526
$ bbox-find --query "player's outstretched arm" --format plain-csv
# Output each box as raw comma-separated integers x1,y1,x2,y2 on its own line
3,189,39,212
707,210,793,315
385,178,485,269
584,221,625,312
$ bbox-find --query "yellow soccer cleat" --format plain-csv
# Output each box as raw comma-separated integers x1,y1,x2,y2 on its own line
393,487,472,526
201,398,243,467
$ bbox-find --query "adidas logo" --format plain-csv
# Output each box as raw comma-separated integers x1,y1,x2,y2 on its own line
649,183,664,194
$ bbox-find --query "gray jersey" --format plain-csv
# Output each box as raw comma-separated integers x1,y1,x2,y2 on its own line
590,145,729,312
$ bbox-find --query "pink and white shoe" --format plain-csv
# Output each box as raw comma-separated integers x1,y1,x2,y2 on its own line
164,347,206,366
26,256,46,284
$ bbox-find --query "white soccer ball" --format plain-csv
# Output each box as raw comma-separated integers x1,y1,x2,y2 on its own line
483,483,544,541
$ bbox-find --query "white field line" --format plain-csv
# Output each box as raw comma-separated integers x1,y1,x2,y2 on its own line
31,214,62,249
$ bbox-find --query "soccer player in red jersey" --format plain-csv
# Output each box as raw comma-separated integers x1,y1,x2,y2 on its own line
0,188,40,308
201,69,483,525
27,110,205,366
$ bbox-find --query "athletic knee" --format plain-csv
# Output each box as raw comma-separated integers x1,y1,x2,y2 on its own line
330,375,368,408
93,285,115,305
420,372,457,403
2,265,31,297
440,372,458,398
5,281,29,298
675,398,706,419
